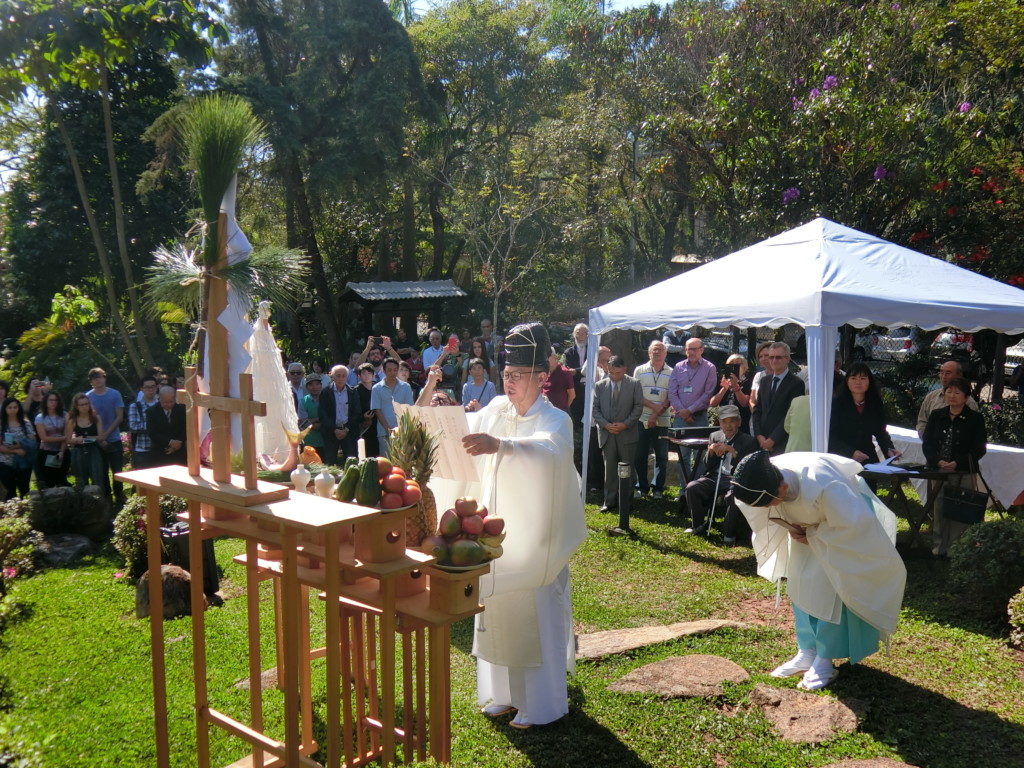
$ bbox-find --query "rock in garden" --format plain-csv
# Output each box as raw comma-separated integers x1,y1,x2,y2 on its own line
38,533,93,566
748,683,861,744
27,487,79,534
234,667,279,691
822,760,919,768
577,620,750,660
136,565,208,620
77,485,113,539
609,654,750,697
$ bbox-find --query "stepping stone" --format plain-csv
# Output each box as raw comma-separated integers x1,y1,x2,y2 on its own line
38,533,93,566
577,619,750,660
822,760,919,768
235,667,279,691
609,654,750,697
748,683,862,744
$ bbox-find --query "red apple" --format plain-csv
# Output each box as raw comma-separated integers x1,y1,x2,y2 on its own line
382,474,406,493
482,516,504,535
390,466,406,477
380,492,405,509
461,514,484,536
454,496,479,516
401,484,422,505
376,457,393,478
477,505,488,518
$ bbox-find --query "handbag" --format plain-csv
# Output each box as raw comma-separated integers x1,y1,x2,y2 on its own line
44,453,63,469
940,456,991,525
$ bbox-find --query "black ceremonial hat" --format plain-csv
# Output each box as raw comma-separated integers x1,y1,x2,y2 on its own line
731,450,783,507
504,322,550,371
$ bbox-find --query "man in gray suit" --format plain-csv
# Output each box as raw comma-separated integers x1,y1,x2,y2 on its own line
592,356,644,514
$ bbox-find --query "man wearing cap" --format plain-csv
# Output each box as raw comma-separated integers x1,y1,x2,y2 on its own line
681,405,758,541
731,451,906,690
460,322,587,729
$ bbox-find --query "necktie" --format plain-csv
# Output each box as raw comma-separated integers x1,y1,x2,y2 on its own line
770,375,780,400
613,382,620,403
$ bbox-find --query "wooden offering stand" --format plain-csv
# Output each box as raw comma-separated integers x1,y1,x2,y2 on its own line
118,325,486,766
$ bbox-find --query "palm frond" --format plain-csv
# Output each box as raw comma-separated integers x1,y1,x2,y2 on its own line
143,243,205,320
153,302,192,324
217,246,310,311
19,320,67,350
178,95,265,266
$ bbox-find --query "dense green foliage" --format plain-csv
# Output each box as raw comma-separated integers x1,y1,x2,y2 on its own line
3,0,1024,375
949,517,1024,617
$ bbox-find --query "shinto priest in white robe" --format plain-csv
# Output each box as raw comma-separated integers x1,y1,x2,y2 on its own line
736,453,906,640
431,393,587,724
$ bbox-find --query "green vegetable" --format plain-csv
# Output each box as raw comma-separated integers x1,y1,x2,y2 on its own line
334,463,360,503
355,458,382,507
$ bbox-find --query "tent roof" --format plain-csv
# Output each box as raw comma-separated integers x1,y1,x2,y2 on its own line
590,217,1024,334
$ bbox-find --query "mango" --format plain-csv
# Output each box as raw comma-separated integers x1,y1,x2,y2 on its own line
438,509,460,537
449,538,486,566
479,532,506,547
420,535,449,563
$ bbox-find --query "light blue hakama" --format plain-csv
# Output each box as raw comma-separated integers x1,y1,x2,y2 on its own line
793,603,880,664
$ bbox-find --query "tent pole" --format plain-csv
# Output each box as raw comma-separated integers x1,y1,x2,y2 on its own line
805,326,837,453
581,318,601,500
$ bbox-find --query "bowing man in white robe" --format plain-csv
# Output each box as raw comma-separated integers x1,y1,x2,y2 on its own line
461,323,587,728
732,451,906,691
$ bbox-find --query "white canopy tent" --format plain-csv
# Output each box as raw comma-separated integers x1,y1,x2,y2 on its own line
583,217,1024,487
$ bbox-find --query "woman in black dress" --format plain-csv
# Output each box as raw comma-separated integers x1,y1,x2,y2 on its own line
922,376,987,556
828,362,898,466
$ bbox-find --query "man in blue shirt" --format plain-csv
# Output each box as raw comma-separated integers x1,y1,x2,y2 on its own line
370,359,414,456
85,367,126,503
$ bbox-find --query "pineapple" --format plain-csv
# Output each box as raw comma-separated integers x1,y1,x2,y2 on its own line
388,410,439,547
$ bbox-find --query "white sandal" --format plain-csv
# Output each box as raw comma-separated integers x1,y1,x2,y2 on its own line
770,650,816,678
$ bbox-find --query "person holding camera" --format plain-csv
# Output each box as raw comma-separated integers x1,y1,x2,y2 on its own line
709,353,753,434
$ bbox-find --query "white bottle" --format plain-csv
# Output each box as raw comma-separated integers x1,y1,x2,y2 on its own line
314,469,335,498
290,464,311,493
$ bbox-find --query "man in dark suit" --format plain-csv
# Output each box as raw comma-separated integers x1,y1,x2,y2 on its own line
146,386,187,466
318,365,355,465
681,404,759,541
751,342,805,455
592,356,644,518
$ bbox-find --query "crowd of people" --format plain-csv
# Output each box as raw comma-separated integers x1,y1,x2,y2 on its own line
0,367,190,503
583,329,989,556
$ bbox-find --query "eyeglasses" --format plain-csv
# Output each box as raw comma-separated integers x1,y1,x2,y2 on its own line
767,354,789,359
288,370,303,375
685,346,703,352
501,370,540,382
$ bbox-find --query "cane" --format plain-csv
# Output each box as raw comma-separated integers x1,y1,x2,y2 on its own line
708,452,725,533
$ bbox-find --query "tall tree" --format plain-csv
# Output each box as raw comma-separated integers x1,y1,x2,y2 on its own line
0,0,224,375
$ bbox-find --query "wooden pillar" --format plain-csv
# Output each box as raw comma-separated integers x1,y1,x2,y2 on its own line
188,500,210,768
145,490,170,768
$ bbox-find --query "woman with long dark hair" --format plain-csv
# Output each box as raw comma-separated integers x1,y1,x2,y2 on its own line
461,338,494,386
65,393,105,489
34,391,70,488
828,362,898,465
0,397,36,500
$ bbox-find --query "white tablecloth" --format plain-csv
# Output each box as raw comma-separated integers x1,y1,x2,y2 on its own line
886,424,1024,507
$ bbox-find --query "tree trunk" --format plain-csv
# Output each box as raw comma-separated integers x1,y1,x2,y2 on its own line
99,63,152,366
401,171,417,280
428,182,446,279
51,100,144,377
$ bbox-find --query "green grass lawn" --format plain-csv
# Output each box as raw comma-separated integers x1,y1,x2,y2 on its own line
1,494,1023,768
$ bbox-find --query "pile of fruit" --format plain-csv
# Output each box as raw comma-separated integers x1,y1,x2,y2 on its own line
334,456,422,510
420,496,505,568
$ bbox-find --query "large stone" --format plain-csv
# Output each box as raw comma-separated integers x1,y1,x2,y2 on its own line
25,485,111,539
136,565,208,620
38,533,93,566
822,761,920,768
76,485,112,539
609,654,750,697
748,683,862,744
577,619,750,660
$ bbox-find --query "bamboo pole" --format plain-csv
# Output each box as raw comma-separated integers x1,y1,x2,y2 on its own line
324,529,342,768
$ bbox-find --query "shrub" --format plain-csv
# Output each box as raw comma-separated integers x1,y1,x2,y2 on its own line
980,399,1024,448
949,518,1024,617
1009,586,1024,650
0,517,41,598
112,494,186,579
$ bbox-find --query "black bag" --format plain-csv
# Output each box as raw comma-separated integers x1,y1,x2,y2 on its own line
941,485,989,524
941,456,991,525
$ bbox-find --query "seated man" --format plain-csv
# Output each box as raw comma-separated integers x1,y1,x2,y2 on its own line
681,405,758,542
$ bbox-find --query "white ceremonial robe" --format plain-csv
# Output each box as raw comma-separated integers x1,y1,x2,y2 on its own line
736,453,906,637
432,394,586,724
